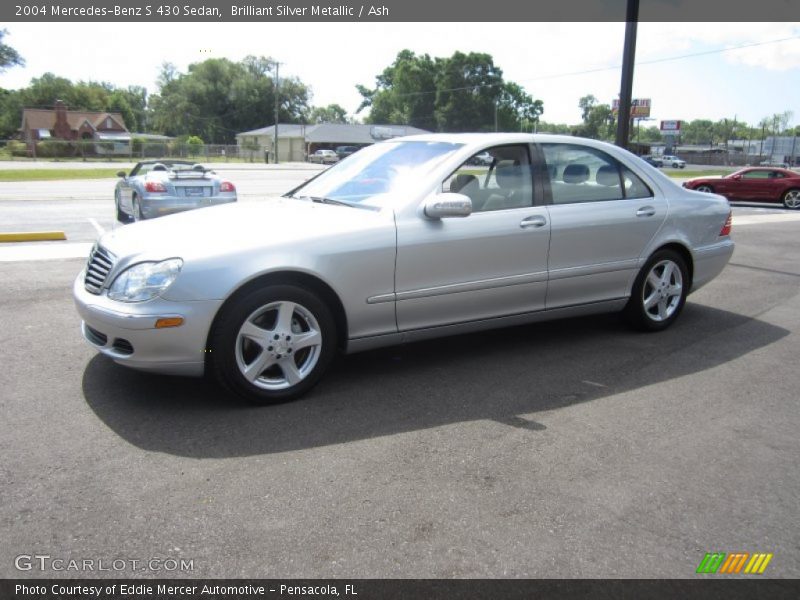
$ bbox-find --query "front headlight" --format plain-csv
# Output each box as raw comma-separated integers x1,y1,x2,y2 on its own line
108,258,183,302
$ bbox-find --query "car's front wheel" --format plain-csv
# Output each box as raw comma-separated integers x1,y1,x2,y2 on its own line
115,190,128,222
624,249,689,332
211,284,337,403
782,188,800,210
695,184,714,193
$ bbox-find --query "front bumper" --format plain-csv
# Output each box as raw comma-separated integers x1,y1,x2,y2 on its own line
140,196,236,219
73,272,223,376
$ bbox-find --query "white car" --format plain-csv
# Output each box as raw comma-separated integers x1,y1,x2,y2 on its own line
308,149,339,164
662,155,686,168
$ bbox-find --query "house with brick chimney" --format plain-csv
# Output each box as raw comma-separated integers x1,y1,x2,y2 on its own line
20,100,130,156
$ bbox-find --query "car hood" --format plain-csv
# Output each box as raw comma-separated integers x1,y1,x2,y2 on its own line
99,197,385,263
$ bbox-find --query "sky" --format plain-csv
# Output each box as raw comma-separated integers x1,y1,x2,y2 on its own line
2,22,799,129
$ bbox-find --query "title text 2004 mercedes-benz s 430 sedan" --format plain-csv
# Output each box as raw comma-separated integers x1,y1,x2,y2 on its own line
74,134,734,403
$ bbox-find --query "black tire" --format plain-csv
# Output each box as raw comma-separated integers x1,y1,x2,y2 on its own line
624,249,689,332
695,184,714,194
782,188,800,210
210,284,337,404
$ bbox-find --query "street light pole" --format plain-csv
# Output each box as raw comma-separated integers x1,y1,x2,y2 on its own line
273,60,281,164
615,0,639,149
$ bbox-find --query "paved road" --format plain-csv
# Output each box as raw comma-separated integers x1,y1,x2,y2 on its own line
0,166,324,243
0,211,799,578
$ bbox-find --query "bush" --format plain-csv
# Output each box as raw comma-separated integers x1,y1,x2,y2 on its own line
186,135,204,157
6,140,28,157
35,140,74,158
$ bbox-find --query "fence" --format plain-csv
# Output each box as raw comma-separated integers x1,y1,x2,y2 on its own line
0,139,262,163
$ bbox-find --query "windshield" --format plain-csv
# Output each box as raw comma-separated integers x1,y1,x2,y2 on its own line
288,140,462,208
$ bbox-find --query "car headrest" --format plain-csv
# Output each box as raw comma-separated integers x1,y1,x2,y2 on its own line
496,161,524,189
450,173,478,194
563,163,589,184
151,163,167,172
596,165,620,186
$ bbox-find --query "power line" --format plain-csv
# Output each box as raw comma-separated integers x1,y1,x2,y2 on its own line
379,34,800,98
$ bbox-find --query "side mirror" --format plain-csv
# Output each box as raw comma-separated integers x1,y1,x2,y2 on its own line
423,193,472,219
731,174,741,180
117,171,127,178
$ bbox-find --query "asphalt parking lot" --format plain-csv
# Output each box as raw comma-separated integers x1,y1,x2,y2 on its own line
1,174,799,579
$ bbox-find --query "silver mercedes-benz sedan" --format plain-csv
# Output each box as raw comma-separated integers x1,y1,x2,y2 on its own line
74,134,734,403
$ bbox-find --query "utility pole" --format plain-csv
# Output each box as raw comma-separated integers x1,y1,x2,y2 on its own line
273,60,281,164
615,0,639,149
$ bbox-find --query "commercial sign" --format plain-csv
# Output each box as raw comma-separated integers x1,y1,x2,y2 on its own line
612,98,651,118
660,120,682,132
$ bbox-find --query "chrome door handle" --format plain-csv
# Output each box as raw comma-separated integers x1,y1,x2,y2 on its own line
636,206,656,217
520,215,547,229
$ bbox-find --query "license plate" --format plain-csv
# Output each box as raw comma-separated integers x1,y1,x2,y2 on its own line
184,187,205,197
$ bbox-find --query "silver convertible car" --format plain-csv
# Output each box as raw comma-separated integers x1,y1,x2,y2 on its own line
75,134,734,403
114,160,237,222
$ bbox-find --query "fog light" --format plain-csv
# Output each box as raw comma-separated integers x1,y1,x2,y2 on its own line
155,317,184,329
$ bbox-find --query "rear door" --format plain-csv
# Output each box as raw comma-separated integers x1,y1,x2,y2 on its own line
539,142,667,308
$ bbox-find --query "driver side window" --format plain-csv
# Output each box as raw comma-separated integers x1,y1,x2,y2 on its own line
443,145,533,212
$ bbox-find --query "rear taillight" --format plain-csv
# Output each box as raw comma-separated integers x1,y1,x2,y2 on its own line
720,211,732,236
220,181,235,193
145,181,167,193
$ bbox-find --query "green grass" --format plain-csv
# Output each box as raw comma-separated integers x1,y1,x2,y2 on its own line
0,168,123,182
664,169,731,178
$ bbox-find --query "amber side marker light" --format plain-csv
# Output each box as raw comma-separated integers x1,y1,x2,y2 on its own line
155,317,184,329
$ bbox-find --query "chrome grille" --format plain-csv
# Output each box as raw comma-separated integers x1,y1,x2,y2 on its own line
84,245,116,294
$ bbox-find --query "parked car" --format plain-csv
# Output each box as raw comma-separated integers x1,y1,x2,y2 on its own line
662,155,686,168
641,155,663,167
308,149,339,164
76,133,733,404
467,151,494,166
759,158,790,168
335,146,361,160
114,160,236,222
683,167,800,209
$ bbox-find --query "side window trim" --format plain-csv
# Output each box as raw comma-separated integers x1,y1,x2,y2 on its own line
441,144,537,213
538,142,654,205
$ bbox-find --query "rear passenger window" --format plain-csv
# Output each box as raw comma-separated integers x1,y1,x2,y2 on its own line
542,144,652,204
443,145,533,212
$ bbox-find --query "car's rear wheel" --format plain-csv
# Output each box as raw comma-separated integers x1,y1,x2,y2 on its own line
695,184,714,193
211,284,337,404
624,249,689,332
782,189,800,210
132,194,144,221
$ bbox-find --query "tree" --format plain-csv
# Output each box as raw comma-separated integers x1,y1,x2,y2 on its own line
357,49,438,129
578,95,598,122
357,49,542,132
573,96,614,140
149,56,311,143
0,29,24,72
307,104,349,124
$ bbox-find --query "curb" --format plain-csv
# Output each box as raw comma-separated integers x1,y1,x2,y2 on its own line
0,231,67,242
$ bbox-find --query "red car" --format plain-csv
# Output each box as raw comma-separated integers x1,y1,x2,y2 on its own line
683,167,800,209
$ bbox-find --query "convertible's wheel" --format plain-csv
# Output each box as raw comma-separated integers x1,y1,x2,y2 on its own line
132,195,144,221
624,250,689,332
695,184,714,193
115,190,128,222
211,284,337,403
782,189,800,210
